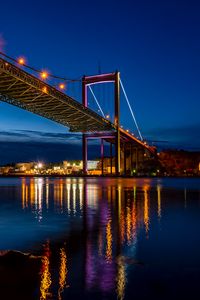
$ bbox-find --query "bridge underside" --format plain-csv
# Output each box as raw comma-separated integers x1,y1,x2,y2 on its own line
0,58,114,132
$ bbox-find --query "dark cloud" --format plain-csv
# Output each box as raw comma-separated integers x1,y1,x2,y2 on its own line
0,129,82,144
0,141,104,165
0,129,111,164
144,124,200,150
0,124,199,165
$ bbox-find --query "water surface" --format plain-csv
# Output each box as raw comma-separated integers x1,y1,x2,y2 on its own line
0,177,200,299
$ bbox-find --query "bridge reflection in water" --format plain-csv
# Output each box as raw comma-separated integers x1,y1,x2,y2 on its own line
2,177,199,299
19,177,163,300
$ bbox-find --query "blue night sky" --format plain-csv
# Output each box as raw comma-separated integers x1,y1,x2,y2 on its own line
0,0,199,163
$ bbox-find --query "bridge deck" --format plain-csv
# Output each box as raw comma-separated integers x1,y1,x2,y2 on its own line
0,57,114,132
0,56,155,154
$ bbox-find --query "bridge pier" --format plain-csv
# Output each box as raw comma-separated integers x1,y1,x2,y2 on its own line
110,143,113,175
101,139,104,175
123,143,127,175
82,134,88,174
114,72,121,176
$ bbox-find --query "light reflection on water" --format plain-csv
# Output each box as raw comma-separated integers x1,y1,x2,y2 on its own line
0,177,200,299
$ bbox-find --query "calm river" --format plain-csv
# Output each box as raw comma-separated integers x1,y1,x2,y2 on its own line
0,177,200,299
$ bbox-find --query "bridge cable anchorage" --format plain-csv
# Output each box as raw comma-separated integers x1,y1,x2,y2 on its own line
88,85,105,118
119,78,143,141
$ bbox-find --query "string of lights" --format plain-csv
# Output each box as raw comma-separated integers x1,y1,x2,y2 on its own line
0,51,81,91
0,51,147,143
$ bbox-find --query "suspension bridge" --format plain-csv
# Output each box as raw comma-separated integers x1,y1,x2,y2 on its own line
0,53,156,175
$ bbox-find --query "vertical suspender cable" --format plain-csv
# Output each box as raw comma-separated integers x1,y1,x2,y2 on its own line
88,85,105,118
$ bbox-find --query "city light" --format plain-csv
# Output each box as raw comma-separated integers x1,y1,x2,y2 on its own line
38,163,43,169
106,115,110,119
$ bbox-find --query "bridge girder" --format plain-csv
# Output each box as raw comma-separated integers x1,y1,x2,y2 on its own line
0,58,114,132
0,56,156,157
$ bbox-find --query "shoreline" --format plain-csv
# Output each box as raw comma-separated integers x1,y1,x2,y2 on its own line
0,174,199,178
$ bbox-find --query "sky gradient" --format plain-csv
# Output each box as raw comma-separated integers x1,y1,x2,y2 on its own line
0,0,199,163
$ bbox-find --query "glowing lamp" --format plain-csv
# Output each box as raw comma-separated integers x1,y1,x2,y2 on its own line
106,115,110,119
41,71,48,80
59,83,65,90
18,57,25,65
42,86,48,93
37,163,43,169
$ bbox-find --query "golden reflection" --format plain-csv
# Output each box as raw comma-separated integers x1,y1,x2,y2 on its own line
116,256,126,300
22,178,26,209
40,243,52,300
143,185,150,234
53,180,64,212
34,180,38,203
30,178,35,207
120,210,125,243
126,206,131,244
25,185,28,207
60,180,63,212
133,185,136,202
58,247,68,300
36,178,43,221
132,201,137,241
87,184,98,209
79,183,83,211
45,182,49,209
106,219,112,262
72,183,76,214
66,183,71,213
118,187,121,221
157,185,161,219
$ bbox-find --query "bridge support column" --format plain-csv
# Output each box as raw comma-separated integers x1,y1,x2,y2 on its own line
130,144,134,173
82,75,88,175
115,71,121,176
101,139,104,175
110,143,113,175
124,143,127,175
82,134,87,174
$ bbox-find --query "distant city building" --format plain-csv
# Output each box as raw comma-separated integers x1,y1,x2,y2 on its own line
158,150,200,176
0,152,199,176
